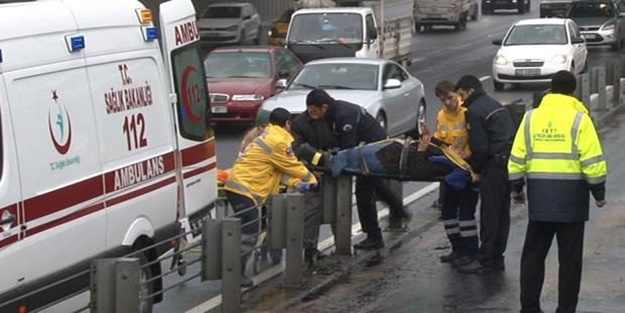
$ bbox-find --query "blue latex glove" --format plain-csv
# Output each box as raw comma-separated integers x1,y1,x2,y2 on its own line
296,182,317,192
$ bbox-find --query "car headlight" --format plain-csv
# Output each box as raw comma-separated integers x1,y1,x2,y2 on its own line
495,55,508,66
551,54,567,65
232,94,265,101
226,25,238,31
603,23,615,31
268,29,273,37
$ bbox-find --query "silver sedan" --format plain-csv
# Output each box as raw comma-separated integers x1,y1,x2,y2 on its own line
258,57,427,137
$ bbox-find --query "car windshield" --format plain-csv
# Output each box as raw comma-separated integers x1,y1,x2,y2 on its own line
204,52,271,79
202,6,242,19
288,13,363,44
568,1,615,18
504,24,568,45
289,63,379,91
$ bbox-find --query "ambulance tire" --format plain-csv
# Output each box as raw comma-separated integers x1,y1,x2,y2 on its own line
138,253,155,313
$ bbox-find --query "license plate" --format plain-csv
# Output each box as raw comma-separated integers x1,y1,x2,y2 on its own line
581,34,595,39
207,32,224,37
515,68,541,76
211,105,228,113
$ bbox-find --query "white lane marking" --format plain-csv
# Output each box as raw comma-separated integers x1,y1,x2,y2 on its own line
411,57,425,63
186,182,440,313
479,75,491,82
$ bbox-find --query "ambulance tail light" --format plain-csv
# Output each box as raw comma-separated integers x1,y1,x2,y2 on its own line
136,9,153,24
142,27,159,41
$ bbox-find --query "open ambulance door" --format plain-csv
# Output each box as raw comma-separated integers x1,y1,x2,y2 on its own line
159,0,217,234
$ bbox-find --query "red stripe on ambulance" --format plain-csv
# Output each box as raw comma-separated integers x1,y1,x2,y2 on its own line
181,140,215,167
183,163,216,179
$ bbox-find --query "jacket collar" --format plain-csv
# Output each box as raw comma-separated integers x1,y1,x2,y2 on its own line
442,96,465,115
539,93,588,113
464,89,485,107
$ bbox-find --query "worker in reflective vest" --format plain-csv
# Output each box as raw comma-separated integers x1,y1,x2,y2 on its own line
508,70,607,313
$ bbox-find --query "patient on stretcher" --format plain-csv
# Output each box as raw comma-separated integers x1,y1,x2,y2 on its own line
294,134,477,190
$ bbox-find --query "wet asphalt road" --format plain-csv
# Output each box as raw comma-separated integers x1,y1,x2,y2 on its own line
153,6,625,313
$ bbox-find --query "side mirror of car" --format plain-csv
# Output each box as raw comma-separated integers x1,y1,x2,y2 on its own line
368,29,378,41
383,78,402,90
278,70,290,79
276,79,288,89
492,38,503,46
243,15,252,20
571,37,585,44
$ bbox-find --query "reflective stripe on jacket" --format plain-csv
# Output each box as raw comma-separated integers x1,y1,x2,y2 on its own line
224,124,317,206
508,96,607,222
434,96,471,159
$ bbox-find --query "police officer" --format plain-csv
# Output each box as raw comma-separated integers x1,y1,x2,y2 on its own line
454,75,515,273
225,108,318,287
305,88,410,250
290,110,339,265
509,71,607,313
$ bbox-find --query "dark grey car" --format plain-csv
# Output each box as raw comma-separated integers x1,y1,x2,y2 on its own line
567,0,625,50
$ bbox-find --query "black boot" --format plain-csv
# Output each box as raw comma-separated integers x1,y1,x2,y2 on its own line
353,232,384,250
440,251,460,263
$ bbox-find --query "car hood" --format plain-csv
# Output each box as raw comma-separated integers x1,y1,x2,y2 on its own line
197,18,240,29
497,45,572,61
207,78,273,96
572,17,614,27
260,89,379,114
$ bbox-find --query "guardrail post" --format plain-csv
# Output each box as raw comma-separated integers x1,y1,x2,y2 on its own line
200,218,241,313
335,175,353,256
90,258,140,313
284,193,305,286
222,218,242,313
597,67,607,111
268,194,287,250
579,73,591,111
321,175,337,225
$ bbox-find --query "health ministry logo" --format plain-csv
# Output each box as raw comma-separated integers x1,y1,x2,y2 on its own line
48,90,72,155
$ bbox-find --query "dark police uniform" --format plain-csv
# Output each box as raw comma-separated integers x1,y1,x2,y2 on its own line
324,99,407,249
463,89,515,271
291,111,339,263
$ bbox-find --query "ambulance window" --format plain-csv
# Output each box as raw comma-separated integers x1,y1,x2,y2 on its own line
171,45,212,141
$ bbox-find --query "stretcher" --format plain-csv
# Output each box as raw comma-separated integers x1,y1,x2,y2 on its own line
295,138,473,190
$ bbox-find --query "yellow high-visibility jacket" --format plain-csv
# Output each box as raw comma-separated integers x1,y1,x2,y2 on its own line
225,124,317,206
540,93,589,114
508,96,607,222
434,96,471,159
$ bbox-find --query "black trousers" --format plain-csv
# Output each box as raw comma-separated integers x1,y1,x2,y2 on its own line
520,221,585,313
441,183,479,256
355,176,403,237
479,161,511,265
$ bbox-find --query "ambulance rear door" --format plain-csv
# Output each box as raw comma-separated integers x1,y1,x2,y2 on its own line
159,0,217,229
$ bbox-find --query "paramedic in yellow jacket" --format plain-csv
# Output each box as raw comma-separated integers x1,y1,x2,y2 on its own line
224,107,317,287
508,71,607,313
429,80,480,269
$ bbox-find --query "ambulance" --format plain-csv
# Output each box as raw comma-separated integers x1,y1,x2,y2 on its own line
0,0,217,311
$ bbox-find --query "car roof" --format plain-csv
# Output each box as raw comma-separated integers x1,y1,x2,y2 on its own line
515,18,569,26
208,3,248,8
306,57,388,66
209,46,280,54
294,7,369,14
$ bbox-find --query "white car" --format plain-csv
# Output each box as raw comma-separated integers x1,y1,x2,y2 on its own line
491,18,588,90
258,58,427,137
197,3,262,45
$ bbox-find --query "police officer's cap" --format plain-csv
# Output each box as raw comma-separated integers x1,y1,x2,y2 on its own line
551,70,577,95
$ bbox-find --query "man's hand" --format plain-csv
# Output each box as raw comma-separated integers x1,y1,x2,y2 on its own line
512,190,526,204
596,199,607,207
418,134,431,151
296,182,317,192
420,122,431,137
470,171,480,183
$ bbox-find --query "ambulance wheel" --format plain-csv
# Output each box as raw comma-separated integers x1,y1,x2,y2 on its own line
138,253,155,313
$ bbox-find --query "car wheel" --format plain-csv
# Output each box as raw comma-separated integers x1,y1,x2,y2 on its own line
482,4,492,15
517,2,526,14
526,0,531,12
582,57,589,73
416,99,426,134
570,62,576,74
494,80,504,91
138,253,154,313
253,27,261,45
376,112,387,133
612,37,622,51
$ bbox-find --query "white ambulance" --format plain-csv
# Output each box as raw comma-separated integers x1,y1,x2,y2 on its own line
0,0,217,311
